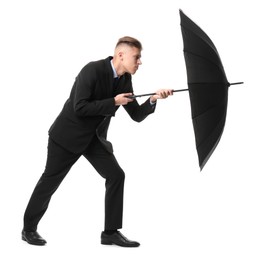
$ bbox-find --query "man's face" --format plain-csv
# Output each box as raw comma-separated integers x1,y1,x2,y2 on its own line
121,46,142,75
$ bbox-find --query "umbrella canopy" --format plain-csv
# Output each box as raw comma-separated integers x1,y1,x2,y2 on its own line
179,9,242,170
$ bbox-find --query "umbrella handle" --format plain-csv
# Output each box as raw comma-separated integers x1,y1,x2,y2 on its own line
127,93,156,99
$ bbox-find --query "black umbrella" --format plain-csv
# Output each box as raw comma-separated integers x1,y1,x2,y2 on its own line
179,9,243,170
130,10,243,170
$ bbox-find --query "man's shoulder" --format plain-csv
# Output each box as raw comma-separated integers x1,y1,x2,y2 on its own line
79,57,112,74
87,56,112,68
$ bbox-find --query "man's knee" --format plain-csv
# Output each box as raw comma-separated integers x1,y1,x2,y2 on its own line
107,167,125,183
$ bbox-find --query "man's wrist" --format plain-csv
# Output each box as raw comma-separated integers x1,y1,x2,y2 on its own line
150,96,157,104
150,98,157,105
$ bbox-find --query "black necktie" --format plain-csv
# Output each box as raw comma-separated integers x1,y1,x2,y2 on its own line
113,77,119,95
113,77,119,88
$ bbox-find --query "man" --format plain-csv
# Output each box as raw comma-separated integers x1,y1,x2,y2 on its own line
22,36,173,247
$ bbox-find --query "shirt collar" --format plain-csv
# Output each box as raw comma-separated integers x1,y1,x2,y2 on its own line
110,59,118,78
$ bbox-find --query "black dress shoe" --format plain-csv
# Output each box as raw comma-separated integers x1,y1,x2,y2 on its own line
22,230,47,246
101,231,140,247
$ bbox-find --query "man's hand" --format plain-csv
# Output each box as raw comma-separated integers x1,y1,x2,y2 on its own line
114,93,134,106
150,89,174,103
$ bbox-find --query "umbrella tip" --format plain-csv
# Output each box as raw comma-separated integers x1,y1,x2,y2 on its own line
229,82,244,86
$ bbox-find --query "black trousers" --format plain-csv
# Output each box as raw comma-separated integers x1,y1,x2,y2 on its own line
23,136,125,232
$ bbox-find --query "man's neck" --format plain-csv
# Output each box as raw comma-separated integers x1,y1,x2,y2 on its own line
111,57,125,77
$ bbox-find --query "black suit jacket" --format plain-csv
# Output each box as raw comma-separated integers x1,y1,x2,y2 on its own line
49,56,156,154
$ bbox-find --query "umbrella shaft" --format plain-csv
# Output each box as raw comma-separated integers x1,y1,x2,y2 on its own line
128,89,189,98
173,88,188,92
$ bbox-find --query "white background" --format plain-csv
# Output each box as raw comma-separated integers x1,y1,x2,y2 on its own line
1,0,254,259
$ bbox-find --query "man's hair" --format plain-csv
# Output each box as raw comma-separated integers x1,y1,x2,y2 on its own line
115,36,143,51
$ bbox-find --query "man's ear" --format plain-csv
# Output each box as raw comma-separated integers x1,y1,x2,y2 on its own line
118,51,124,61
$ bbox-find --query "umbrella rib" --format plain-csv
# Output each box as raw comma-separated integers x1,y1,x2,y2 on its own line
194,101,227,151
181,24,222,62
196,115,226,150
191,96,227,120
183,50,226,76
